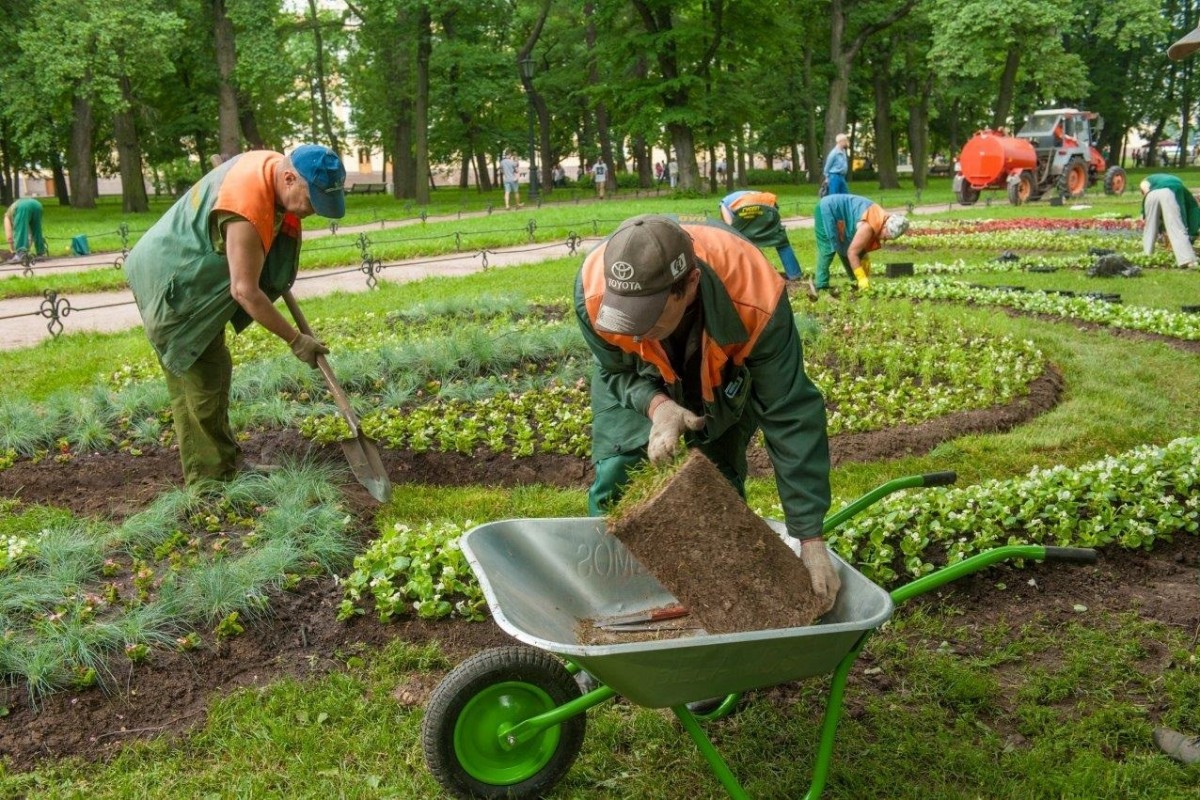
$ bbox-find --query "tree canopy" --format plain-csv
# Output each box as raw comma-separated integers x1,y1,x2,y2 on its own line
0,0,1195,206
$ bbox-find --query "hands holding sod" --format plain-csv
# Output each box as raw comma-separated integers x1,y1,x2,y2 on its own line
784,534,841,605
647,397,706,464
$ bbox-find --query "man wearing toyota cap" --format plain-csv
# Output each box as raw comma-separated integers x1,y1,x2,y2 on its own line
573,214,839,604
124,145,346,485
1151,23,1200,766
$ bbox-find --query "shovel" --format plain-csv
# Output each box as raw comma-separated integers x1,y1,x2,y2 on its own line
282,290,393,503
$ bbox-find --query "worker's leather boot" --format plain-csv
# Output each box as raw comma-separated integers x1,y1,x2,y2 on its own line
1154,727,1200,764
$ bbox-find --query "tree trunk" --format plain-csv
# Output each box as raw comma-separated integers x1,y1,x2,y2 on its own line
907,76,931,190
393,114,415,198
735,130,748,188
237,90,267,150
992,44,1021,131
1148,116,1168,167
949,98,961,156
307,0,340,152
0,125,12,206
390,10,416,201
213,0,241,159
802,49,820,183
414,5,431,203
632,135,652,187
872,58,899,189
473,150,491,192
68,93,97,209
825,0,914,155
50,151,70,205
114,76,149,212
824,0,851,154
632,1,707,190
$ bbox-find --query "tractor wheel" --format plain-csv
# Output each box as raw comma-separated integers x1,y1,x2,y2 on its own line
422,646,586,800
1007,171,1035,205
1104,166,1128,196
1057,156,1088,198
957,183,980,206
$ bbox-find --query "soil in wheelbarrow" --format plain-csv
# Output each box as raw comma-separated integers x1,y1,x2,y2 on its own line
600,451,831,637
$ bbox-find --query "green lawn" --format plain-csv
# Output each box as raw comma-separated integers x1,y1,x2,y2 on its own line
1,174,1199,798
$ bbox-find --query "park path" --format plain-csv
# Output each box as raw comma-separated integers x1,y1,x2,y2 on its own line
0,202,949,353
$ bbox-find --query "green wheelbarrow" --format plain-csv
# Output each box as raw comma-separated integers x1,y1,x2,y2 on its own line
421,473,1097,799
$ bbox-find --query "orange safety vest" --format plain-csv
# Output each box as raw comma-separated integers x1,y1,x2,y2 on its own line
580,222,783,404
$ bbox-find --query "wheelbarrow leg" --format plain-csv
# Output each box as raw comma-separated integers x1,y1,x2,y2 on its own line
673,705,751,800
801,633,872,800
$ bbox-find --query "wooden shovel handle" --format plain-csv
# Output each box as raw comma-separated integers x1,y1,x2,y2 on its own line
281,290,360,430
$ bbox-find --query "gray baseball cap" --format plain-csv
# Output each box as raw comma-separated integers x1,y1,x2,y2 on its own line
594,215,695,336
1169,25,1200,60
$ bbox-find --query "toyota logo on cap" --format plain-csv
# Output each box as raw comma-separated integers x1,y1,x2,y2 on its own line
610,261,635,281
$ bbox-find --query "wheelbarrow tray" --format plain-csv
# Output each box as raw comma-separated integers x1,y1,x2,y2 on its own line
460,517,894,708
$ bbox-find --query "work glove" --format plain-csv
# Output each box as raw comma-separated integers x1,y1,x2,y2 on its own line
289,332,329,368
647,398,706,464
852,267,870,291
785,536,842,605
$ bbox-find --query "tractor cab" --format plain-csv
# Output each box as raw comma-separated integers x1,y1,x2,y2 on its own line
1016,109,1097,152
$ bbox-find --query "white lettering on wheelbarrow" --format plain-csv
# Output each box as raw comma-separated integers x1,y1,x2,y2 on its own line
575,542,646,577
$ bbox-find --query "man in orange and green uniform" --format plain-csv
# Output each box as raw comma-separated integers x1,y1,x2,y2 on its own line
718,190,804,280
574,214,839,603
813,193,908,292
124,145,346,484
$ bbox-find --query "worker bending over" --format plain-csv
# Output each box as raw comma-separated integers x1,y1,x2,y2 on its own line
574,214,839,604
813,193,908,292
1140,174,1199,269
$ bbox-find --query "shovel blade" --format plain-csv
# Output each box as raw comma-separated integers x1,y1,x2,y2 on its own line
340,435,392,503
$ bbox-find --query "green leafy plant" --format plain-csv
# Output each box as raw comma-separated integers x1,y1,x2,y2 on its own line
338,520,485,623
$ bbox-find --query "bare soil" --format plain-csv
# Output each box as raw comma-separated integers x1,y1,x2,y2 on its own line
606,452,830,636
0,365,1151,774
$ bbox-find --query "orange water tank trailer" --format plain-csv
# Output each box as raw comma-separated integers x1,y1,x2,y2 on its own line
957,130,1037,189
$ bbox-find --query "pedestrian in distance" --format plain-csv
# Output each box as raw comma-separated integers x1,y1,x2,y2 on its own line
812,193,909,293
669,159,679,189
1139,174,1199,269
655,161,664,184
592,157,608,200
123,145,346,485
4,197,49,262
823,133,851,196
719,189,817,300
573,213,840,607
500,150,522,210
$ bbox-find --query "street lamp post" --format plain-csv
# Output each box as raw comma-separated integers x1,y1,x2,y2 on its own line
518,56,539,202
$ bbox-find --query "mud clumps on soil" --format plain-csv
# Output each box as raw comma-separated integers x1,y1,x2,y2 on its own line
606,451,830,635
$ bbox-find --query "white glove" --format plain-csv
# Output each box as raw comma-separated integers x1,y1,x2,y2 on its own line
786,536,842,604
647,398,705,464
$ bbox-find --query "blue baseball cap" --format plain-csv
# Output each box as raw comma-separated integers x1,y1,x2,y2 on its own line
290,144,346,219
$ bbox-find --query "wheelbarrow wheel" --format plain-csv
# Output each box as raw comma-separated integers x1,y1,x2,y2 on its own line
422,646,586,799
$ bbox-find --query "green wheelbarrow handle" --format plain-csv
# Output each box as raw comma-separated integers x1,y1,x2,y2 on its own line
822,472,957,534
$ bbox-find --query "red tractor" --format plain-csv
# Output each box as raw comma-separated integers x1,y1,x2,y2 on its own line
953,108,1127,205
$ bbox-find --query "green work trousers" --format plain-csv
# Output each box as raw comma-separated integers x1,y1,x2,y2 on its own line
587,402,757,516
10,200,47,256
162,328,239,485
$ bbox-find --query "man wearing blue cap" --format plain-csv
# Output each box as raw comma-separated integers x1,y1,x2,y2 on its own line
124,145,346,484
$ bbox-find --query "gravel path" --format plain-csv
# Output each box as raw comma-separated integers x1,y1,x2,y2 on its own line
0,202,947,351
